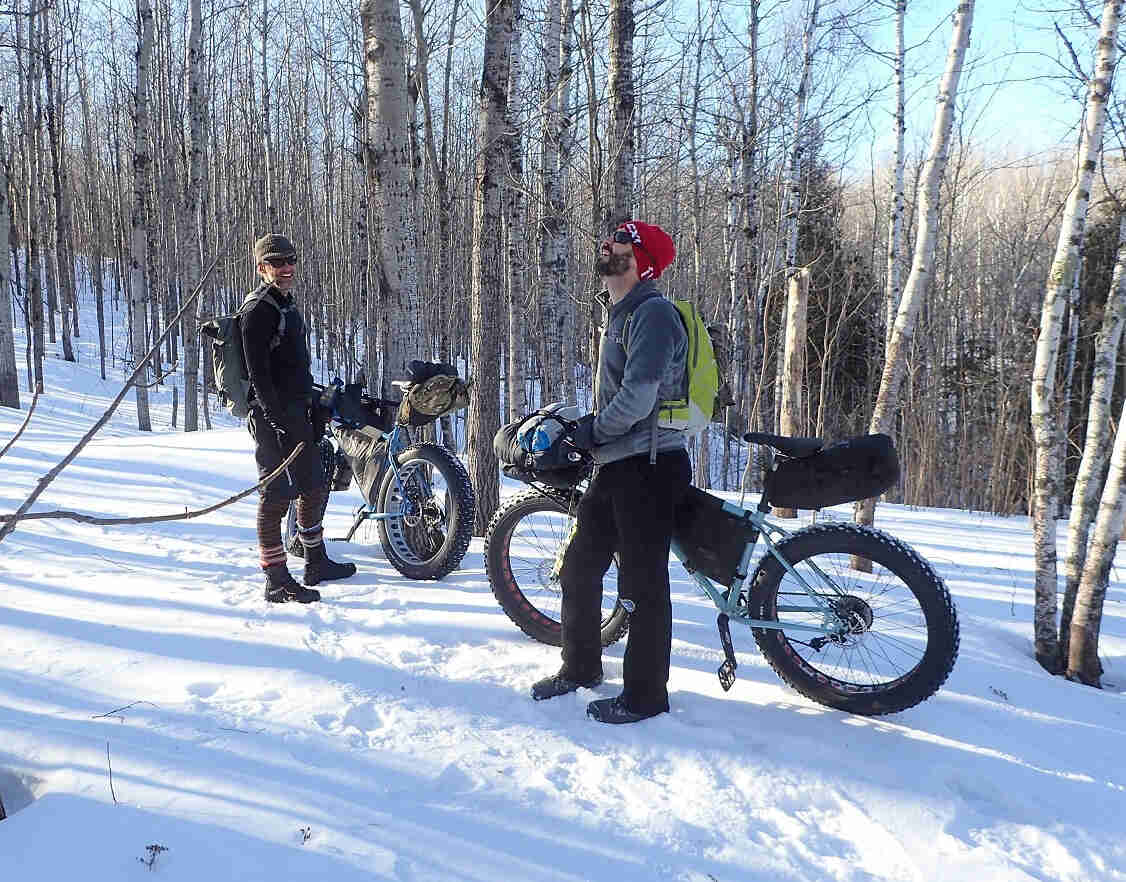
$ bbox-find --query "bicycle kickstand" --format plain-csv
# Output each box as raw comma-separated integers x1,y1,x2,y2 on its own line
716,613,738,691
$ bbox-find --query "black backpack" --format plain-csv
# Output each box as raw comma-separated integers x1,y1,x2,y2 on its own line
200,290,285,418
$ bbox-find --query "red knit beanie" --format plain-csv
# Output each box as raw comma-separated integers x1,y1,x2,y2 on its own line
617,220,676,280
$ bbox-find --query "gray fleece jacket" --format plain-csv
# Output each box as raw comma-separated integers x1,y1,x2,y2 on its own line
591,280,688,464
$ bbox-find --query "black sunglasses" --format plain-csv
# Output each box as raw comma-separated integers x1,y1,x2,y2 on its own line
265,255,297,267
611,230,634,245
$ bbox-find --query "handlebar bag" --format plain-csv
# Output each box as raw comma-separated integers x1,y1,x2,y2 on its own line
764,433,899,510
494,404,584,472
399,369,470,427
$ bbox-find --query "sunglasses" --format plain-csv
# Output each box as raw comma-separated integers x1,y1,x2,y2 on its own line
611,229,634,245
265,255,297,268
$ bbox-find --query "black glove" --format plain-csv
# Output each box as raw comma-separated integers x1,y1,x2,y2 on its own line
567,413,597,451
265,409,312,443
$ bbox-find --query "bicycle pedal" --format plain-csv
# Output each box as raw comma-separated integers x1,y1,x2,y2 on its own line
716,613,738,692
718,659,736,691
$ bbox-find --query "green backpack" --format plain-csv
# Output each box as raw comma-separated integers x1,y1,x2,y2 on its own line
623,298,734,434
200,291,285,418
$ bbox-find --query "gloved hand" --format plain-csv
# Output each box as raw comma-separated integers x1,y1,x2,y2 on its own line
566,413,597,451
266,409,312,443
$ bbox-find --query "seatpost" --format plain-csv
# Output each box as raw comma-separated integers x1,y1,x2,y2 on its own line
757,447,774,513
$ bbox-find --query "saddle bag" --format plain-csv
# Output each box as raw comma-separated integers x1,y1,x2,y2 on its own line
672,487,759,588
764,433,899,510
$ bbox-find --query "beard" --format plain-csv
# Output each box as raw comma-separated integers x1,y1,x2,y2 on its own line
595,251,632,277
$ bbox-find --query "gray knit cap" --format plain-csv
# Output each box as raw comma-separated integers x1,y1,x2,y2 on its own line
253,233,297,263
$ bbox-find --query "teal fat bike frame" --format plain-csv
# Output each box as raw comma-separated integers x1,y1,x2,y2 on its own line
484,433,960,716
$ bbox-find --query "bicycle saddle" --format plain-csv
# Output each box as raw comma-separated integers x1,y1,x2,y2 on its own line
743,432,824,459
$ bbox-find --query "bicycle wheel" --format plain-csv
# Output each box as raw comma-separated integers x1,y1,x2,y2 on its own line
484,489,629,647
285,437,335,558
745,523,959,715
375,443,475,580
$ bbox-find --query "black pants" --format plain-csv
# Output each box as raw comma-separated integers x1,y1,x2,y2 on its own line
559,449,692,714
247,400,326,502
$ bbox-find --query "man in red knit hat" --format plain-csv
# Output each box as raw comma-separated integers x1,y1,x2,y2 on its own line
530,219,691,724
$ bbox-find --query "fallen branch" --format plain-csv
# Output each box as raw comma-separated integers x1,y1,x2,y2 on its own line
0,387,41,462
0,442,304,526
91,699,160,721
0,211,245,545
106,741,117,804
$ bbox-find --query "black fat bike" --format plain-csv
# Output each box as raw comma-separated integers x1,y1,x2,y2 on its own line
484,433,960,716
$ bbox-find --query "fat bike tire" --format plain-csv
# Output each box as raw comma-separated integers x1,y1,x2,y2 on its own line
745,523,959,716
375,443,474,580
484,489,629,648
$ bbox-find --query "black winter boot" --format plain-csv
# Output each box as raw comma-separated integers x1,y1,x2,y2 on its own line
303,542,357,586
264,563,321,603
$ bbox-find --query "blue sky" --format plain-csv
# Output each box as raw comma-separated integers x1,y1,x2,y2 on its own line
871,1,1102,163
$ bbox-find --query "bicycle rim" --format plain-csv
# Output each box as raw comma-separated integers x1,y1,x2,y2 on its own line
503,499,621,634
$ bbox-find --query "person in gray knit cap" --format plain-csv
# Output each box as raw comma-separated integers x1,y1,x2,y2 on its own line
244,233,355,603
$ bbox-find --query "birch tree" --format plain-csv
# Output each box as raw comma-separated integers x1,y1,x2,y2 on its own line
781,0,820,281
854,2,974,535
539,0,575,403
506,0,527,420
360,0,420,392
42,3,75,363
0,111,17,409
25,0,45,393
885,0,907,346
1060,212,1126,666
1029,0,1119,671
129,0,155,431
1067,394,1126,685
182,0,206,431
467,0,515,532
606,0,635,222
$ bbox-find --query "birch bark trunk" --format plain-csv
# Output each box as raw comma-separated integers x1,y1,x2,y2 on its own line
606,0,635,223
506,1,527,420
885,0,907,349
25,1,45,393
782,0,819,282
1067,394,1126,685
76,62,107,381
360,0,420,390
43,5,75,363
0,115,17,408
775,268,809,518
853,2,974,542
182,0,206,431
130,0,155,430
1060,213,1126,665
539,0,566,403
467,0,514,533
1029,0,1119,671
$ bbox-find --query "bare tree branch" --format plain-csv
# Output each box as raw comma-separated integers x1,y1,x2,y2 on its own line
0,214,244,545
0,388,40,461
0,441,304,527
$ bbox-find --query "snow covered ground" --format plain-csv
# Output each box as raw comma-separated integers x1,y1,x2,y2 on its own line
1,313,1125,881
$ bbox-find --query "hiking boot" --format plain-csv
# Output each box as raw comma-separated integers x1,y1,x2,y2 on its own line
303,543,357,586
586,695,666,725
264,564,321,604
530,671,603,701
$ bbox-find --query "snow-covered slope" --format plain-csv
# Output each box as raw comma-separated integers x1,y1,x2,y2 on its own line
1,307,1124,881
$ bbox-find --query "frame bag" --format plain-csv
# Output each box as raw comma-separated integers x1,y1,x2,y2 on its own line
765,433,900,511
